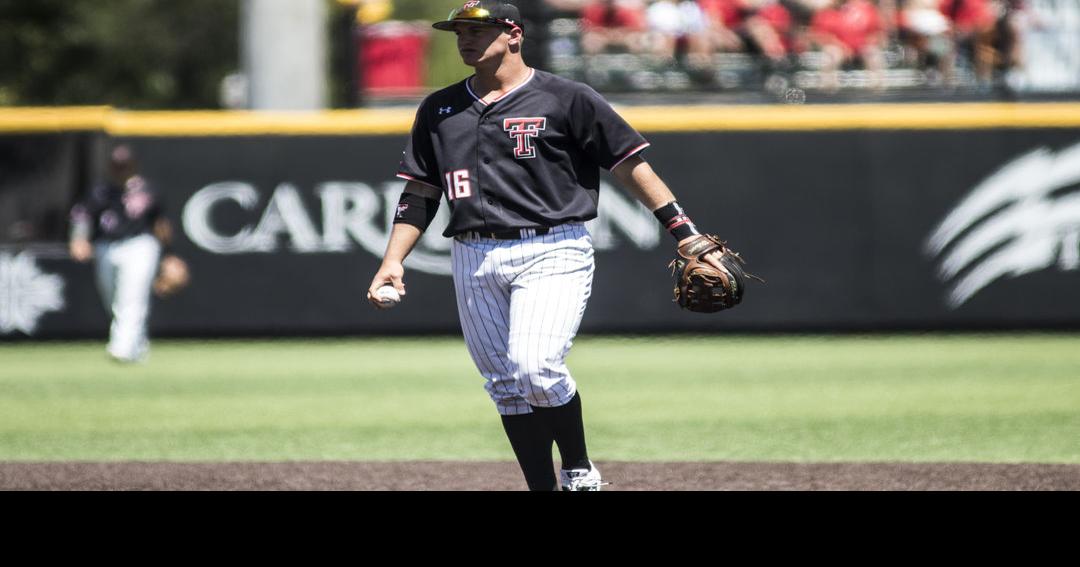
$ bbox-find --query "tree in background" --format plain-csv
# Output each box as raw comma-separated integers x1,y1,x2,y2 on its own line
0,0,239,109
0,0,484,109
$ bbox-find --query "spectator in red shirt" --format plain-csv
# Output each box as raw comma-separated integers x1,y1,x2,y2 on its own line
699,0,794,64
692,0,744,54
809,0,888,90
581,0,652,54
940,0,998,83
940,0,995,33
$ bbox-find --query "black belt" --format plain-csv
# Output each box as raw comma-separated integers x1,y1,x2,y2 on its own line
459,227,551,240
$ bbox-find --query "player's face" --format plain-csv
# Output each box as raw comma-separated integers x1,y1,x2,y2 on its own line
453,23,510,66
108,146,137,184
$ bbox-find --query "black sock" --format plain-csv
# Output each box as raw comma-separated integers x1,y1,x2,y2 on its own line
532,392,590,471
500,412,557,491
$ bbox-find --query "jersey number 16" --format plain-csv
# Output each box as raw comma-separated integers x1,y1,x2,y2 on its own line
444,170,473,201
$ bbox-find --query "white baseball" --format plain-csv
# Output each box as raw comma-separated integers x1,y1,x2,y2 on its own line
375,285,401,307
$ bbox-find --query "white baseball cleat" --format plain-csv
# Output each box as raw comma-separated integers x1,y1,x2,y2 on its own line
560,461,605,491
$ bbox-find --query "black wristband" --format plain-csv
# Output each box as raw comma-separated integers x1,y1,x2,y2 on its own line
393,191,440,231
653,201,700,241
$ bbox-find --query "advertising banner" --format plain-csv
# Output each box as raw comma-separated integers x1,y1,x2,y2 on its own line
3,119,1080,337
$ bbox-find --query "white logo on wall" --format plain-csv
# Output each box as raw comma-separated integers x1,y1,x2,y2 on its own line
925,142,1080,308
0,252,66,335
182,180,660,275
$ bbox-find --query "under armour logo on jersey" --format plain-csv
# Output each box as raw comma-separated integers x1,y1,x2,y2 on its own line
503,117,547,159
439,107,454,115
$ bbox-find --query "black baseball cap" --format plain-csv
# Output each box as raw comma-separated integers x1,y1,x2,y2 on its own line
432,1,524,33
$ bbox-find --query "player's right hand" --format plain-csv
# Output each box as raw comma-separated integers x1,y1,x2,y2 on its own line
367,261,406,310
70,239,93,263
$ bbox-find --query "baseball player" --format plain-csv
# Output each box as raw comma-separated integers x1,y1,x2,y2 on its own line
367,1,731,490
70,145,178,363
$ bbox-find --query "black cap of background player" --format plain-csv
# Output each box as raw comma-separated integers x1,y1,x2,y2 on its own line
432,1,524,34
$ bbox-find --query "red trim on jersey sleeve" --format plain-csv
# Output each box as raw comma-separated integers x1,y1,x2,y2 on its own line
397,173,442,191
609,142,651,170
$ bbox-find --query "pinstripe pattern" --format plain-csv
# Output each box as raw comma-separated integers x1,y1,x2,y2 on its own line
451,224,594,416
93,233,161,361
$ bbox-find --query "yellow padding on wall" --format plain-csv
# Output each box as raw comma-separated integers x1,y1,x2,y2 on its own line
1,103,1079,136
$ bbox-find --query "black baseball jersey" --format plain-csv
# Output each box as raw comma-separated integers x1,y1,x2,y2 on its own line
71,175,162,242
397,69,650,237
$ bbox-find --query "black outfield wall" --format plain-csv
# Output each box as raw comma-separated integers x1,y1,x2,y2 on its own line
3,121,1080,337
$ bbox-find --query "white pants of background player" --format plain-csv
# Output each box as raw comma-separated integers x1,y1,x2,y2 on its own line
452,223,594,416
94,233,161,362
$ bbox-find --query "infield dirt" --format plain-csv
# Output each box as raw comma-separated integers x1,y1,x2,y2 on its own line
2,461,1079,490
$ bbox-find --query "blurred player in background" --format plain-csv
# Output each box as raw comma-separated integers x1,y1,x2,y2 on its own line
69,145,185,363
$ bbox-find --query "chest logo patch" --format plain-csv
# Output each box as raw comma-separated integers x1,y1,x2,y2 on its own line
503,117,547,159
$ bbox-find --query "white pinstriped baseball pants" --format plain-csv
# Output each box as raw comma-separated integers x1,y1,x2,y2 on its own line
94,233,161,362
452,223,594,416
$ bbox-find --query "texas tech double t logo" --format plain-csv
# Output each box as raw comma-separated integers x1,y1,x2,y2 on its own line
503,117,547,159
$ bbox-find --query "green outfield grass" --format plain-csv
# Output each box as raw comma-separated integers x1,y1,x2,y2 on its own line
1,334,1078,462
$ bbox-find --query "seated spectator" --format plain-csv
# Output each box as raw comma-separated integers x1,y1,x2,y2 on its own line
941,0,996,36
646,0,740,64
546,0,592,8
808,0,888,91
581,0,652,55
781,0,836,22
699,0,794,65
989,0,1026,80
898,0,956,84
940,0,997,84
778,0,833,51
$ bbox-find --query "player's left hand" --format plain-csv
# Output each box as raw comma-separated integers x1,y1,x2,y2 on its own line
153,255,191,298
670,234,762,313
678,235,727,274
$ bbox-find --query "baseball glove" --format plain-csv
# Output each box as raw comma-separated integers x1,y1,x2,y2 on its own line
669,235,761,313
153,255,191,299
